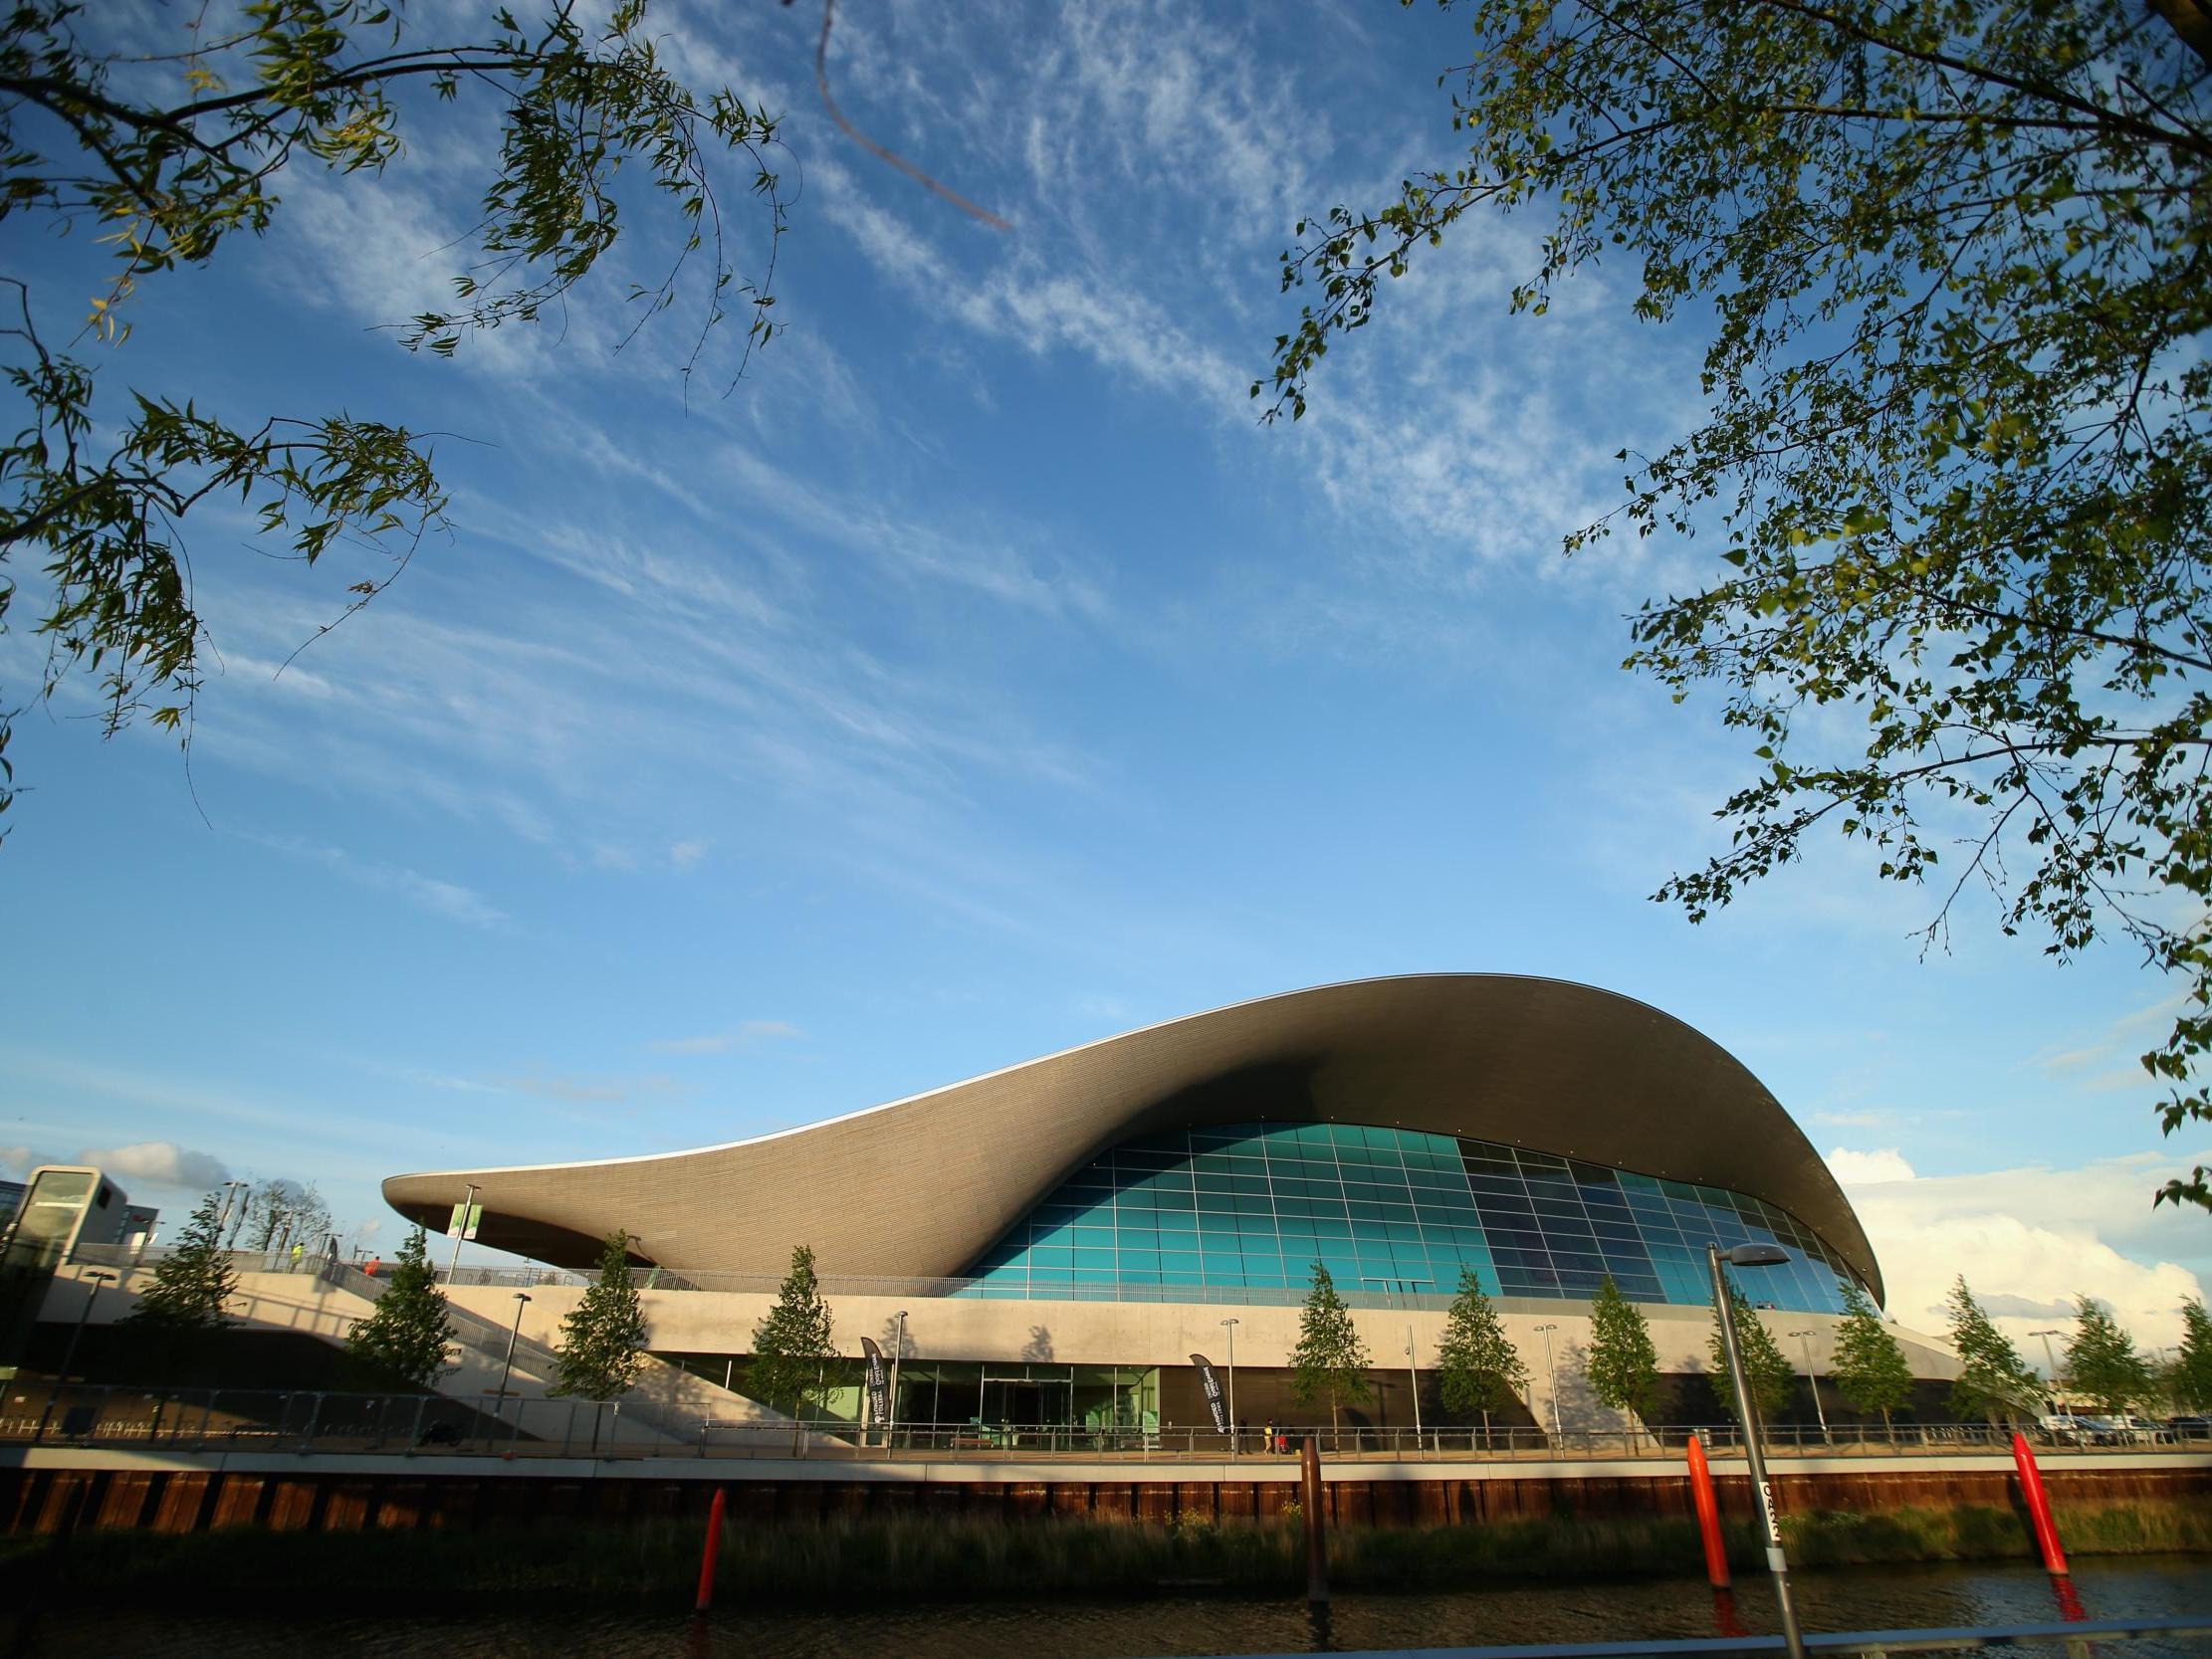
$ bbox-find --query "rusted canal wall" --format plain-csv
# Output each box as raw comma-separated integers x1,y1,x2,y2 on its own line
6,1453,2208,1538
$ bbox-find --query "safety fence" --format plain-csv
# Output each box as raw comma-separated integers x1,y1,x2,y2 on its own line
56,1245,1502,1314
6,1384,2209,1464
1207,1623,2212,1659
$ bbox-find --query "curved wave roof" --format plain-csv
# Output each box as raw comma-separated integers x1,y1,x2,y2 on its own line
382,973,1880,1301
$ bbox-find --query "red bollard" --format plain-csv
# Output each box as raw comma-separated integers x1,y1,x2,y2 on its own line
2010,1431,2070,1576
694,1484,728,1611
1686,1433,1731,1590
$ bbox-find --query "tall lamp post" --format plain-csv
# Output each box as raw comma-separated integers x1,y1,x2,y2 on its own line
219,1180,250,1249
1534,1323,1560,1437
34,1271,114,1443
889,1309,909,1447
1219,1317,1240,1454
496,1292,532,1421
1787,1329,1830,1440
1405,1323,1424,1440
1709,1242,1807,1659
2031,1329,2064,1407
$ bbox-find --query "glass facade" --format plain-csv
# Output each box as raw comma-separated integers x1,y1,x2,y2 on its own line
0,1168,105,1273
664,1353,1161,1432
966,1122,1858,1314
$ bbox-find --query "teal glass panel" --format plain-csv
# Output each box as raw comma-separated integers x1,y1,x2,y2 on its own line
962,1121,1856,1314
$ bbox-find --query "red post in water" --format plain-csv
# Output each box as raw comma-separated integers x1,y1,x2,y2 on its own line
694,1484,729,1611
1685,1432,1731,1590
2011,1431,2070,1576
1710,1589,1746,1639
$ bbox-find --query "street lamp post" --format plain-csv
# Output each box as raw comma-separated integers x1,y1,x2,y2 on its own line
889,1309,908,1448
219,1180,250,1249
35,1271,115,1443
496,1292,532,1421
1709,1242,1807,1659
1220,1317,1240,1454
447,1182,481,1285
2031,1329,2064,1407
1534,1324,1560,1437
1406,1323,1424,1440
1788,1329,1830,1439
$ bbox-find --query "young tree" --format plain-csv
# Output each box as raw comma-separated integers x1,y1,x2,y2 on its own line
748,1245,837,1420
1434,1267,1527,1435
1585,1275,1661,1428
344,1224,455,1388
124,1189,236,1333
1830,1284,1914,1434
1946,1278,2041,1423
1263,3,2212,1211
2176,1298,2212,1412
1288,1261,1372,1432
1708,1274,1794,1424
552,1231,650,1401
239,1179,332,1255
2064,1296,2156,1416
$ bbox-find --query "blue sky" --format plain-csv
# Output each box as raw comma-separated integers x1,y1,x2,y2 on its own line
2,0,2206,1352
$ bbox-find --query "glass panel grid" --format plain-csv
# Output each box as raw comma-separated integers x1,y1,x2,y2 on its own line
964,1122,1856,1314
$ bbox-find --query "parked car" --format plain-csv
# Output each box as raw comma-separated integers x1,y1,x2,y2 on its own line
2165,1414,2211,1442
2040,1413,2117,1445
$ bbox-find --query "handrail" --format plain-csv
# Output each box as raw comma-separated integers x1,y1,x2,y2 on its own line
6,1384,2207,1464
1219,1622,2212,1659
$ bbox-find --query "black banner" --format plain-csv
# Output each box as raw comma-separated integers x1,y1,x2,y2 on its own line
1190,1351,1228,1433
861,1336,892,1426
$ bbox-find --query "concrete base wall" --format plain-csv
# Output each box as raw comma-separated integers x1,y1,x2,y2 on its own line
5,1449,2205,1539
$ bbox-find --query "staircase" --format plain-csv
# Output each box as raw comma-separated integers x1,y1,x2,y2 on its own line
325,1261,781,1445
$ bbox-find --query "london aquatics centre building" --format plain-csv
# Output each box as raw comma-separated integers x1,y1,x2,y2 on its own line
383,974,1954,1436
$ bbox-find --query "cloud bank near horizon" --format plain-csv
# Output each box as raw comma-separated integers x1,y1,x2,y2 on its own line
1826,1145,2208,1355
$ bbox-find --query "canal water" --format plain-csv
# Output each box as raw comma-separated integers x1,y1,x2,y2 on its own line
7,1556,2209,1656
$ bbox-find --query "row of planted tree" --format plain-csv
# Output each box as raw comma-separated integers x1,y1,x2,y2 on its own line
107,1189,2212,1429
1402,1266,2212,1434
115,1193,836,1413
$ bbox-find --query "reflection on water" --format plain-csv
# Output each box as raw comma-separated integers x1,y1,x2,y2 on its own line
6,1557,2209,1658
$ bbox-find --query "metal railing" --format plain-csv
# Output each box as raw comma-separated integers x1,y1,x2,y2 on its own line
60,1242,1736,1316
7,1386,2208,1464
1208,1622,2212,1659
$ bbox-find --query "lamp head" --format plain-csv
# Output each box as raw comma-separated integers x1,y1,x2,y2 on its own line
1720,1243,1791,1268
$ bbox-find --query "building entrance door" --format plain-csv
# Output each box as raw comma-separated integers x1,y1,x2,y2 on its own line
981,1374,1073,1429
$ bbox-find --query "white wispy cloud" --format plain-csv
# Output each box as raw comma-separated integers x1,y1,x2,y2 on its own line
496,1071,687,1105
645,1019,801,1056
244,833,508,930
